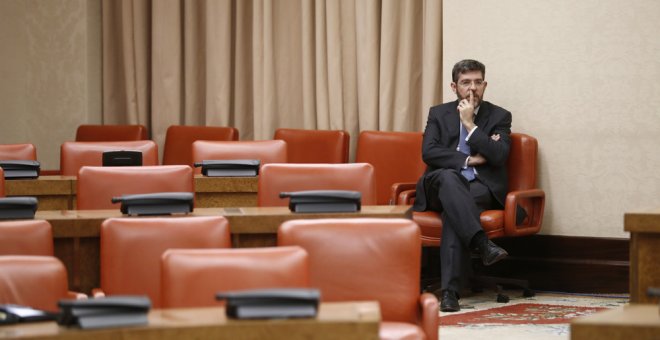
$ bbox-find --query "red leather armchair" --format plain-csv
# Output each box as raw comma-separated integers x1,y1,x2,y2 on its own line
60,140,159,176
0,220,53,256
75,124,148,142
355,131,426,205
76,165,193,210
98,216,231,308
161,246,309,308
192,140,287,174
393,133,545,246
257,163,377,207
0,256,82,312
274,128,349,163
163,125,239,166
0,143,37,160
278,218,439,340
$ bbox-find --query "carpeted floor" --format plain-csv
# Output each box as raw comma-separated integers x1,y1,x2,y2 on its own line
437,289,629,340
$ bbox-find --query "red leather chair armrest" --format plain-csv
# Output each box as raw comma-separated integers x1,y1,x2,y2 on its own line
398,189,417,205
504,189,545,237
390,182,416,205
419,292,439,340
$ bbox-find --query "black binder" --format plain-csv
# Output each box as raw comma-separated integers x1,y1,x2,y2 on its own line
279,190,361,213
111,192,194,216
216,288,320,319
194,160,260,177
102,151,143,167
0,160,40,179
0,305,56,325
0,197,38,220
57,296,151,329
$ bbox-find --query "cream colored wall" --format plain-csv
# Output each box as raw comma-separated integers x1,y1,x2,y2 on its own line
443,0,660,237
0,0,101,169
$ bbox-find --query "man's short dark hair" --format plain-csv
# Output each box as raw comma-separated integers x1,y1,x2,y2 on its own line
452,59,486,82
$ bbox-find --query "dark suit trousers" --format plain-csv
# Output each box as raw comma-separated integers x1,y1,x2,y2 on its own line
423,168,496,292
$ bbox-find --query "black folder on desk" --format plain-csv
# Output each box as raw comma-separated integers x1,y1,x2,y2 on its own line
111,192,194,216
57,296,151,329
0,197,38,220
194,160,260,177
279,190,361,213
0,305,56,325
216,288,320,319
0,160,40,179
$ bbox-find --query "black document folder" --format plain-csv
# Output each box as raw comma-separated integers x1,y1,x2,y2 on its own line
0,197,38,220
279,190,361,213
57,296,151,329
102,150,143,167
194,160,260,177
111,192,194,216
0,160,40,179
0,305,56,325
216,288,320,319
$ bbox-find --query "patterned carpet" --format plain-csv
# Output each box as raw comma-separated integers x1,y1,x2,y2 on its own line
438,289,629,340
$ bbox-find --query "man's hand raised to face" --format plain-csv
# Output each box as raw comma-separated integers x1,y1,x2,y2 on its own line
458,91,476,130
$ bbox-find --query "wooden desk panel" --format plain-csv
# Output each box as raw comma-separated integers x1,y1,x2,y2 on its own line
571,304,660,340
38,205,412,293
4,175,258,209
4,176,75,210
624,208,660,303
0,302,381,340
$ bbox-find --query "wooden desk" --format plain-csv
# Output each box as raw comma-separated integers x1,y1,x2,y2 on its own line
624,208,660,303
571,304,660,340
0,301,381,340
4,176,75,210
38,205,411,293
5,175,258,209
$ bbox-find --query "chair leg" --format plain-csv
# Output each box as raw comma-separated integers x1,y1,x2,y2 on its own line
470,266,536,303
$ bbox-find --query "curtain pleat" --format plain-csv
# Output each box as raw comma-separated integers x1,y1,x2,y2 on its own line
102,0,442,151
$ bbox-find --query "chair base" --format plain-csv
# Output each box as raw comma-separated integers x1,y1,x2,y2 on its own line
420,246,535,303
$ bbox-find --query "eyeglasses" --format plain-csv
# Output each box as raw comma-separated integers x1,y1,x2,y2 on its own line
457,79,485,88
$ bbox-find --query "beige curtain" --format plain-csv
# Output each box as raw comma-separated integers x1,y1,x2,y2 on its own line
102,0,442,154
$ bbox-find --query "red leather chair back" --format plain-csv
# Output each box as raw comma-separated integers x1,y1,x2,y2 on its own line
163,125,239,166
508,133,538,191
100,216,231,308
76,165,193,210
0,220,53,256
75,124,148,142
0,168,4,196
0,256,70,312
192,140,287,174
161,246,309,308
356,131,425,205
278,218,421,324
274,128,349,163
60,140,159,176
258,163,377,207
0,143,37,160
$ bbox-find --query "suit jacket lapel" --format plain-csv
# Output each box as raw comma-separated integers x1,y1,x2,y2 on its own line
475,101,491,129
443,101,461,146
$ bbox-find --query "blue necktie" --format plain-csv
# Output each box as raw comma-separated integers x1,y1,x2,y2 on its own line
458,124,476,181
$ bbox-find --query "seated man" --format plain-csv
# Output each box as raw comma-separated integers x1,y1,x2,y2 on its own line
413,59,510,312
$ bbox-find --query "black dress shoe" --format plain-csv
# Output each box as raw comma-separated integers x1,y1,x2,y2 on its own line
479,240,508,266
440,290,460,312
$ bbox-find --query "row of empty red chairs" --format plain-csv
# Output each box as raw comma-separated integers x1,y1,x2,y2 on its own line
75,124,349,165
0,217,438,340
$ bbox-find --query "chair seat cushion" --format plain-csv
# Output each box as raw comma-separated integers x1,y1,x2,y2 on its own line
379,321,427,340
412,210,505,246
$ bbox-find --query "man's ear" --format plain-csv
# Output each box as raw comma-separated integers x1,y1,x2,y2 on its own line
450,82,457,93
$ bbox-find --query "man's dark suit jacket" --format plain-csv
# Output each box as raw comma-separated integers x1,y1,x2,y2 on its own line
413,100,512,212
